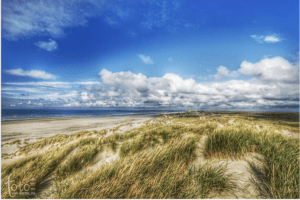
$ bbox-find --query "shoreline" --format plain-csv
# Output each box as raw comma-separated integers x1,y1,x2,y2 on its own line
1,114,157,124
1,115,154,145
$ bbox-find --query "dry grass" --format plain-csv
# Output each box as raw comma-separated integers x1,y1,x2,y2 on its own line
1,112,299,199
205,124,299,198
57,136,235,199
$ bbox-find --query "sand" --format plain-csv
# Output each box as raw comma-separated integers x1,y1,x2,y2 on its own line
1,116,152,161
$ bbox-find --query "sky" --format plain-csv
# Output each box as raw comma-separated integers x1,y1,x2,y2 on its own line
1,0,299,111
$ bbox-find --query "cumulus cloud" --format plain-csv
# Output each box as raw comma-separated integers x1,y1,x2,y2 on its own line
2,57,298,111
239,57,298,83
94,57,298,110
138,54,154,64
6,69,56,80
251,35,281,43
35,39,58,51
214,66,239,79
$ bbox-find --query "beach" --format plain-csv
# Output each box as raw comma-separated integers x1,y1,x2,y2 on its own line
1,111,299,199
1,115,152,161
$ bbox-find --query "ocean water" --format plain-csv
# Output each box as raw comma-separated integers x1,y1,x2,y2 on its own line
1,108,181,121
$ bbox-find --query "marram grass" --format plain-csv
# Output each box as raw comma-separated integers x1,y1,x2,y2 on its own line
1,113,299,199
57,136,235,199
205,126,299,199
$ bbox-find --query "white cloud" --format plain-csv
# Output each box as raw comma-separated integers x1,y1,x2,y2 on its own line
2,87,40,93
2,56,298,110
74,81,102,85
264,36,280,43
214,66,239,79
6,69,56,80
81,92,95,101
99,69,149,93
2,0,198,41
94,58,298,110
1,0,106,40
138,54,154,64
4,81,100,88
161,73,196,93
239,57,298,83
35,39,58,51
251,35,281,43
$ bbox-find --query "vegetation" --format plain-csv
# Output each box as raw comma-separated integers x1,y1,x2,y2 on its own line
205,125,299,198
57,136,235,199
1,111,299,199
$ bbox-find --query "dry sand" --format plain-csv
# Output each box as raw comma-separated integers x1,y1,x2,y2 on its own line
1,116,152,161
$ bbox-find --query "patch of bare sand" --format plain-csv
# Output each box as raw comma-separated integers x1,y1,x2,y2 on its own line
275,129,299,139
87,144,121,172
190,135,270,199
228,119,235,124
218,123,224,128
255,125,262,131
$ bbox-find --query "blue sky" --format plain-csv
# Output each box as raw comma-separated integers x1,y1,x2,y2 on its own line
1,0,299,111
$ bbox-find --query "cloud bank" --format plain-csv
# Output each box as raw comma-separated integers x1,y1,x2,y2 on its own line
3,57,298,111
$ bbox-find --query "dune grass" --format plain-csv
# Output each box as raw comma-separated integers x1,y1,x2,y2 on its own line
57,136,235,199
192,163,237,198
119,133,160,157
56,138,101,180
1,142,77,199
18,130,107,154
205,126,258,160
1,112,299,199
205,126,299,199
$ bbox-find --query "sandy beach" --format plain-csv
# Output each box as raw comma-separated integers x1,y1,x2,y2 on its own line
1,115,152,158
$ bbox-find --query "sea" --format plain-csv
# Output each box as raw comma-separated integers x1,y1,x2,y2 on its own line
1,108,184,121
